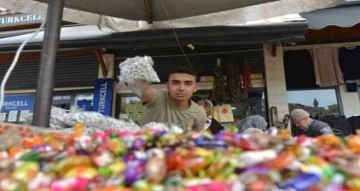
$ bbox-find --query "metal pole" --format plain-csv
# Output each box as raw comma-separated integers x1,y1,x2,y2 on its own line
33,0,65,127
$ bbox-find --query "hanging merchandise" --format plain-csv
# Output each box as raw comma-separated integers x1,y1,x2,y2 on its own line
212,58,229,104
283,49,317,89
242,58,252,96
339,46,360,81
311,47,344,87
225,59,243,102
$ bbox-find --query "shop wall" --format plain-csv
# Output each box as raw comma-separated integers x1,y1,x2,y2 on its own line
339,84,360,117
263,44,289,128
98,53,115,78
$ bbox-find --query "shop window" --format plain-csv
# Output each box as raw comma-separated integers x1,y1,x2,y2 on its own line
0,91,94,124
287,88,341,119
74,93,94,111
118,95,143,123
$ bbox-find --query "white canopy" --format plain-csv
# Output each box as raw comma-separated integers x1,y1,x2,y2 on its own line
33,0,279,21
0,0,345,32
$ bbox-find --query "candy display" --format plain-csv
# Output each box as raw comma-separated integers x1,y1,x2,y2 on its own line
1,122,360,191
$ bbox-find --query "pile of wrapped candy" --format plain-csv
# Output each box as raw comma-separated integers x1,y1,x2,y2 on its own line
1,123,360,191
25,107,141,131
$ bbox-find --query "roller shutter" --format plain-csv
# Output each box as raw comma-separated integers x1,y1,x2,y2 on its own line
0,54,99,90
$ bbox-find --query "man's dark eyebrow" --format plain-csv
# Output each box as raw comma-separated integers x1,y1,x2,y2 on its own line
170,80,194,83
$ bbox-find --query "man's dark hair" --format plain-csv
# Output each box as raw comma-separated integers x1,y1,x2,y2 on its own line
167,66,197,81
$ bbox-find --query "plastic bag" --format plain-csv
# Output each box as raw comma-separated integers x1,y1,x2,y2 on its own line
118,56,160,84
130,79,151,97
117,56,160,96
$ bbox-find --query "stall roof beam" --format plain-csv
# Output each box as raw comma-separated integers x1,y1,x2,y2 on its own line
0,21,308,52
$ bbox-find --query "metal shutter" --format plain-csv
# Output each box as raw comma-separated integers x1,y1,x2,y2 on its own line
0,54,99,90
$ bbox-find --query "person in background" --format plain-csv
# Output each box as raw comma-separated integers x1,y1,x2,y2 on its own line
191,96,224,134
237,115,268,134
289,108,334,137
137,66,207,131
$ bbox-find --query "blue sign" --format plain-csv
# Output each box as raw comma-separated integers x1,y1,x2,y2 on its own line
92,78,113,116
77,99,92,111
1,94,35,112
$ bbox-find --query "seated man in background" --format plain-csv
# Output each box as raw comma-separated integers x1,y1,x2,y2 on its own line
192,96,224,134
289,108,334,137
138,67,207,131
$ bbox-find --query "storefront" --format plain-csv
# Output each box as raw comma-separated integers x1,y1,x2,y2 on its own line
0,47,116,123
103,22,307,127
255,1,360,135
0,13,114,123
0,10,308,127
281,1,360,118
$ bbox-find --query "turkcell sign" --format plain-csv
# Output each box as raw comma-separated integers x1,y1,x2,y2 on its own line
1,94,35,112
92,78,113,116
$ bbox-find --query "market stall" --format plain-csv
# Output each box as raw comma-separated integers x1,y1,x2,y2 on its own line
0,0,345,128
1,54,357,190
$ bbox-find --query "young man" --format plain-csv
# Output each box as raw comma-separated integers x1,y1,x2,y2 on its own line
138,67,207,131
289,108,334,137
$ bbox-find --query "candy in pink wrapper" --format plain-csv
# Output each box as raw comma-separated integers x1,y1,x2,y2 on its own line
51,177,88,191
185,181,229,191
28,174,52,190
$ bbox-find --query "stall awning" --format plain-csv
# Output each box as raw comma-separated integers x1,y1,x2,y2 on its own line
299,1,360,41
300,1,360,29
